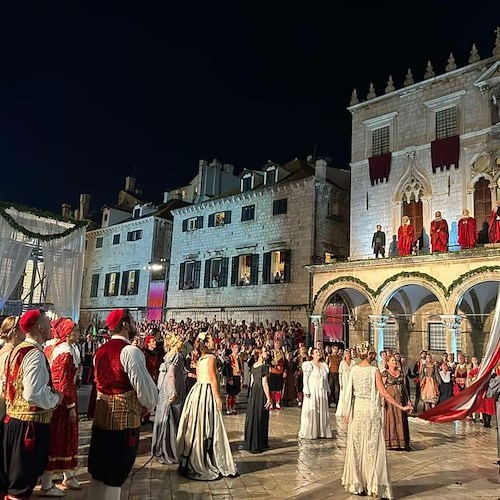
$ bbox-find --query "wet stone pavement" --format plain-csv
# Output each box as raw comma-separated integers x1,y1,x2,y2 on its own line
41,389,499,500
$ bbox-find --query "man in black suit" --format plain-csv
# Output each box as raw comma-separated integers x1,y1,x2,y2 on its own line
371,224,386,258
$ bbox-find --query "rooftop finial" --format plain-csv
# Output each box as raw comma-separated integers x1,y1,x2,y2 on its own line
367,83,376,100
493,27,500,56
403,68,414,87
350,89,359,106
446,53,457,72
385,75,395,93
424,60,435,79
469,43,480,64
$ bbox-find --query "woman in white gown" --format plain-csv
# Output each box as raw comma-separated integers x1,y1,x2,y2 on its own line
298,348,332,439
177,332,238,480
342,343,411,498
335,349,356,417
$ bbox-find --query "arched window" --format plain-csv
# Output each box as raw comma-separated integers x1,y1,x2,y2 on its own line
474,177,491,230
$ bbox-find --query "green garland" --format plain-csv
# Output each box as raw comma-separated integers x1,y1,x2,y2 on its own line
311,267,500,311
0,201,88,241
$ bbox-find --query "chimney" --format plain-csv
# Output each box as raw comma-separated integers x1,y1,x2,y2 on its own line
61,203,72,219
79,194,91,220
315,159,327,182
125,176,136,193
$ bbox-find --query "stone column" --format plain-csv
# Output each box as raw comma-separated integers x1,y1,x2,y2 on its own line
368,315,389,356
311,314,323,346
439,314,462,358
489,182,497,209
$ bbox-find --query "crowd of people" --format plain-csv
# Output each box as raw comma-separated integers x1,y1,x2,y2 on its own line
0,311,498,499
372,203,500,258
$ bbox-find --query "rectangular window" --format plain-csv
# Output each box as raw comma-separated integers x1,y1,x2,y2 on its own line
262,250,291,284
208,211,232,227
133,208,141,218
95,237,103,249
368,322,397,350
231,254,259,286
112,234,121,245
104,272,120,297
182,216,204,232
242,176,252,192
372,126,390,156
90,274,99,297
120,270,140,295
127,230,143,241
436,108,458,140
179,261,201,289
428,323,446,351
273,198,288,215
204,257,229,288
241,205,255,221
266,168,276,185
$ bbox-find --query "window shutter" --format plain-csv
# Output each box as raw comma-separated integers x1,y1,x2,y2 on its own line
121,271,129,295
104,274,110,296
262,252,271,284
208,214,215,227
182,219,188,232
193,261,201,288
250,254,259,285
133,270,140,294
113,273,120,296
179,263,185,290
220,257,229,287
284,250,291,282
204,259,211,288
225,211,231,224
231,256,238,286
197,216,204,229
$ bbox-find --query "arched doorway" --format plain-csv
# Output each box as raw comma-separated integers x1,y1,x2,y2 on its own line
474,177,491,239
403,198,423,248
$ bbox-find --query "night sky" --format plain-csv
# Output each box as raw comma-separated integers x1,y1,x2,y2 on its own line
1,1,498,214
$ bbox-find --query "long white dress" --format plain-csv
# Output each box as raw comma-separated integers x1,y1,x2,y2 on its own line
298,361,332,439
177,354,237,480
341,365,393,499
335,359,356,417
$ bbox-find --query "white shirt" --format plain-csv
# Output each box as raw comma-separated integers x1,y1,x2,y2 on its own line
112,335,158,411
22,338,60,410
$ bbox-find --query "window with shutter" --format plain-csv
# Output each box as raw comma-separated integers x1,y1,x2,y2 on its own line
273,199,287,215
90,274,99,297
241,205,255,221
121,271,130,295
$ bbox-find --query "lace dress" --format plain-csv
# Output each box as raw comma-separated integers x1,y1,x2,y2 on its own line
341,365,392,499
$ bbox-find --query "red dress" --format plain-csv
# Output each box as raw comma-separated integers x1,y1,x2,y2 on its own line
488,208,500,243
430,219,449,252
46,345,78,471
397,224,414,256
457,217,477,249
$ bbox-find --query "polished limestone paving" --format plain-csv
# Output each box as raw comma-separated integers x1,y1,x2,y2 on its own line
42,393,499,499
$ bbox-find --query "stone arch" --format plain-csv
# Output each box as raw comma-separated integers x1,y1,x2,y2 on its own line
312,279,375,316
392,153,432,204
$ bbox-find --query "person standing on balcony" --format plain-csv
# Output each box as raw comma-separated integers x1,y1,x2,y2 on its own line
457,209,477,249
397,216,415,256
430,211,449,253
371,225,386,258
488,200,500,243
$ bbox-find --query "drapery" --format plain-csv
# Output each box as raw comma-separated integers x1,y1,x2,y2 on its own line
420,283,500,422
0,215,34,309
431,135,460,173
368,152,391,185
0,207,85,321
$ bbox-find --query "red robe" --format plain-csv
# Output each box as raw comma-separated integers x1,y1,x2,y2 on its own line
488,208,500,243
46,346,78,472
457,216,477,249
397,224,414,256
430,218,449,252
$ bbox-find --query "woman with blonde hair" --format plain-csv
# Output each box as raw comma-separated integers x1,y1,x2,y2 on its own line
342,343,412,498
0,316,25,418
335,349,356,417
177,331,237,480
152,331,186,464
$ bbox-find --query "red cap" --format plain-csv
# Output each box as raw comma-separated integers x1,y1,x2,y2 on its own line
19,310,42,334
145,335,156,346
106,309,125,332
55,318,76,342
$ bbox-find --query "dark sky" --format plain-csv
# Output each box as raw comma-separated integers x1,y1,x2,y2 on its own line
0,1,498,214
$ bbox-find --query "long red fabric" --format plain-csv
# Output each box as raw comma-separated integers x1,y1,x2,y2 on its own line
419,284,500,422
368,152,391,185
431,135,460,173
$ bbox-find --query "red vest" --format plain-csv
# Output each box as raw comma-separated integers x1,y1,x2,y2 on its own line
94,339,133,396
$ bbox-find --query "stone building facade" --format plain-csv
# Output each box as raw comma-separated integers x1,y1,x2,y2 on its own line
310,32,500,362
166,158,350,325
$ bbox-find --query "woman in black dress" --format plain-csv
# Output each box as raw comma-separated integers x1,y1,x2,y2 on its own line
243,346,273,453
437,361,453,403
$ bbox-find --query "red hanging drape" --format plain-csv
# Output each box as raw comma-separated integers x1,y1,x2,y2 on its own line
431,135,460,173
368,152,391,186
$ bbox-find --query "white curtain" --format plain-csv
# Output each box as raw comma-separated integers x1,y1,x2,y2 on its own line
0,207,85,321
0,215,35,309
42,227,85,321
